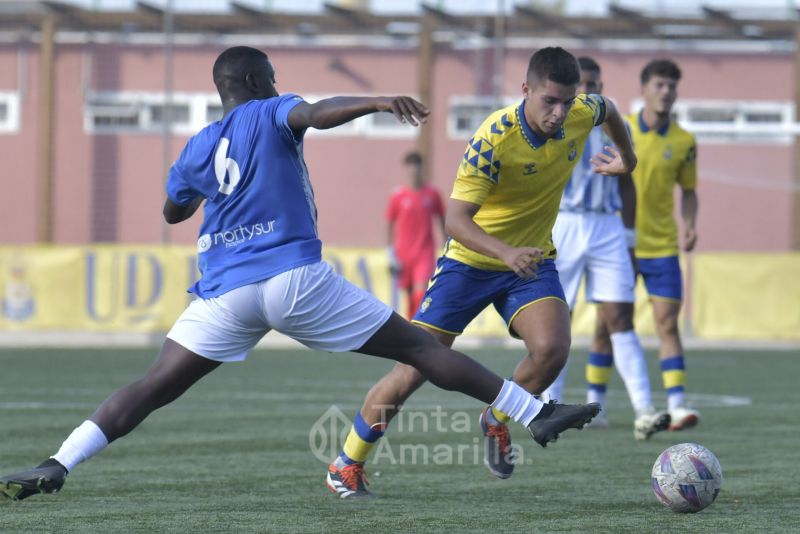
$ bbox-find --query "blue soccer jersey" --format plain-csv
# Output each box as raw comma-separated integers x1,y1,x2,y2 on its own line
166,94,322,298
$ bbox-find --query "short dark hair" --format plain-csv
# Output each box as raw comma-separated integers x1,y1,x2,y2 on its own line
527,47,580,86
577,56,600,74
640,59,681,85
213,46,268,84
404,151,422,165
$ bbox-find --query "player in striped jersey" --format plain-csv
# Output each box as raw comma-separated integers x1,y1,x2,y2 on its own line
543,57,670,441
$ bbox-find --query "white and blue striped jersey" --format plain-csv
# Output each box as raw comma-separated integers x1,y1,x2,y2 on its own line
559,127,622,214
167,93,322,298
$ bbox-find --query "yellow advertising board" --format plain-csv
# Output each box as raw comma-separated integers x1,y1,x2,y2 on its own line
692,253,800,341
0,246,196,332
0,246,798,341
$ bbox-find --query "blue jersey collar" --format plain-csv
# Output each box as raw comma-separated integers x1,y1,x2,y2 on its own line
638,110,670,136
517,100,565,149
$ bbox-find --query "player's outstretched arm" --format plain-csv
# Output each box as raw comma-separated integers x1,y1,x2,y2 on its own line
598,97,637,174
287,96,429,132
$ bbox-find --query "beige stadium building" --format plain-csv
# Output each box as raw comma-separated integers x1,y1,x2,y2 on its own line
0,1,798,341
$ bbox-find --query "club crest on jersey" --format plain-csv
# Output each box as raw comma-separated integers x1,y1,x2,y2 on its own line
420,297,432,313
567,139,578,161
523,163,537,175
663,146,673,160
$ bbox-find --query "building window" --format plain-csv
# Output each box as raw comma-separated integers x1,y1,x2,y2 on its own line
149,103,192,127
85,92,219,134
630,99,795,144
447,97,514,139
85,92,418,138
91,102,140,128
206,104,224,123
364,109,417,138
0,92,20,134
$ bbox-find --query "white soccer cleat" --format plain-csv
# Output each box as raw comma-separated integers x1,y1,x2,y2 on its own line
668,405,700,431
633,408,671,441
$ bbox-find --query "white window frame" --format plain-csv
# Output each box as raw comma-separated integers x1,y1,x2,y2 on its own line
85,91,220,135
630,99,796,145
85,92,419,138
447,95,518,140
0,92,21,134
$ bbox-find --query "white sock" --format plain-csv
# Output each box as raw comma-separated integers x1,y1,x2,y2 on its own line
610,330,652,413
491,379,544,426
668,391,685,411
52,420,109,472
543,363,568,403
587,389,605,408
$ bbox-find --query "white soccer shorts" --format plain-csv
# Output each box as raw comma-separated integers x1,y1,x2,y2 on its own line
167,261,393,362
553,212,636,309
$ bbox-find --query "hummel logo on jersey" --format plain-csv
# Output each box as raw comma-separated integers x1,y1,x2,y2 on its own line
523,163,537,175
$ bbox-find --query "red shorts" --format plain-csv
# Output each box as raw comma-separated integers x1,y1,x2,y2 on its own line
396,254,435,290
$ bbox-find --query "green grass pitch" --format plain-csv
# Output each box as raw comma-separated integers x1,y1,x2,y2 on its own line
1,346,798,533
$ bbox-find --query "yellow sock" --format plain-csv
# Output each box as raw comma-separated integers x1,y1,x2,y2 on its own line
586,352,614,397
340,412,386,464
490,407,512,424
661,354,686,393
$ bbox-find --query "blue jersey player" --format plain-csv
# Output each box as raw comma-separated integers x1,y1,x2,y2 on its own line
0,46,601,502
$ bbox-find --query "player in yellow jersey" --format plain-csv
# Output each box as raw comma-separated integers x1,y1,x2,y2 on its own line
326,47,637,497
592,59,700,432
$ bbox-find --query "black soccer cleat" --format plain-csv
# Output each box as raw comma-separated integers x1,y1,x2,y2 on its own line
527,401,601,448
0,459,68,501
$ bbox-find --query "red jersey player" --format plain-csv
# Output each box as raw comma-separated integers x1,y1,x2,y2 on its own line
385,152,445,319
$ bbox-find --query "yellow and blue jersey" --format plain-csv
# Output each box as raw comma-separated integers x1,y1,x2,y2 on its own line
626,111,697,259
445,94,606,271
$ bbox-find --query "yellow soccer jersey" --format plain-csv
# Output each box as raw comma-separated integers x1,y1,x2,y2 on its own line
446,94,606,270
626,111,697,258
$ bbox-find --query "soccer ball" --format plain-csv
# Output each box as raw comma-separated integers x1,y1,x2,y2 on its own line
651,442,722,513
